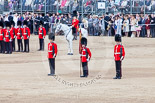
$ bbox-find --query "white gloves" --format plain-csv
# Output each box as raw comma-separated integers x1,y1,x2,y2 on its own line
120,56,124,61
53,54,56,58
87,58,90,62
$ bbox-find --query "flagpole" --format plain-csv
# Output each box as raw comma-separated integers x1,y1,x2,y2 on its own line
79,26,82,77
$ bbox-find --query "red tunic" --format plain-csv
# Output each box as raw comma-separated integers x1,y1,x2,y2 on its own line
0,29,4,41
38,27,46,39
145,19,151,30
16,28,23,40
22,27,30,40
10,27,16,39
48,42,58,59
72,19,79,29
4,29,13,42
81,47,91,62
114,44,125,61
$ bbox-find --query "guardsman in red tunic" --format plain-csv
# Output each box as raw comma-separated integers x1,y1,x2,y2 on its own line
48,33,57,76
16,21,23,52
4,21,13,54
23,20,30,52
72,11,79,40
38,21,46,51
0,21,5,53
10,20,16,52
80,37,91,77
113,34,125,79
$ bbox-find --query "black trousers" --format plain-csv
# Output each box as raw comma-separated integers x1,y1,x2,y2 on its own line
12,38,15,51
115,61,122,78
17,39,23,51
0,40,4,53
72,27,77,39
141,27,146,37
39,39,44,50
82,62,88,77
49,58,55,75
24,39,29,52
5,42,12,54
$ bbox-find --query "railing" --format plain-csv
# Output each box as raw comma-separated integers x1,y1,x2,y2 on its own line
0,0,155,15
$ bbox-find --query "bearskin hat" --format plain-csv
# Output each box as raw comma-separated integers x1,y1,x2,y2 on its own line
10,20,15,26
23,20,28,26
17,20,22,26
115,34,121,42
5,21,11,28
49,33,55,41
73,10,77,17
39,20,44,26
81,37,87,46
0,21,4,28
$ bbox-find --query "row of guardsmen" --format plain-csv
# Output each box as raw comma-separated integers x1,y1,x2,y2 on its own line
0,20,47,54
47,33,125,79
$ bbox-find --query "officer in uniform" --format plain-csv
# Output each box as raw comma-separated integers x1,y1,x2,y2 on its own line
23,20,30,52
16,21,23,52
113,34,125,79
48,33,58,76
72,11,79,40
4,21,13,54
80,37,91,77
0,21,5,53
38,21,46,51
10,20,16,52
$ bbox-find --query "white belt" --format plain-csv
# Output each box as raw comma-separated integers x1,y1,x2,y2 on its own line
5,35,9,37
0,34,3,36
81,55,86,56
17,33,20,34
39,33,43,34
48,50,53,52
24,33,27,34
115,52,120,54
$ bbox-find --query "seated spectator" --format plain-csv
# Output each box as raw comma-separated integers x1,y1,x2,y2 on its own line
120,0,128,13
84,0,93,12
108,0,115,12
151,0,155,11
61,0,67,8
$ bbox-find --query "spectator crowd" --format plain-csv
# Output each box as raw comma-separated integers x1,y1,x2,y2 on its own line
1,0,155,14
0,12,155,38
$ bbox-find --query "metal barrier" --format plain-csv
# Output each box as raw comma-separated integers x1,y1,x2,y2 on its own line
0,0,155,15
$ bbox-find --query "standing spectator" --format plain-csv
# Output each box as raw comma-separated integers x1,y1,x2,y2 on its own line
67,13,72,25
27,15,33,34
116,16,122,36
104,13,111,34
141,15,146,37
13,13,18,28
136,14,142,37
130,15,137,37
93,15,99,36
101,15,105,36
88,15,93,36
123,15,129,37
50,13,55,33
145,15,151,38
114,16,118,34
8,12,13,22
150,14,155,38
44,13,50,34
82,19,88,30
